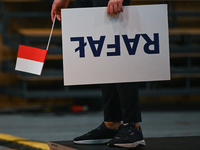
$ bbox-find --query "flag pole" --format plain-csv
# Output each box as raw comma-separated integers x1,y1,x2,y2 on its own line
46,14,56,51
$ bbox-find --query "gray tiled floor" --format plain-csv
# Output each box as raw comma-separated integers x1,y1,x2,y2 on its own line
0,111,200,143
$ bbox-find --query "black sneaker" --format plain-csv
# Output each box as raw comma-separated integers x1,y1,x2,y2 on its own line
108,123,146,148
73,122,120,144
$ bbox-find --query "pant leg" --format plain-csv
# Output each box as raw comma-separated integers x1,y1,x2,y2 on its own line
101,84,122,122
116,82,142,123
101,82,142,123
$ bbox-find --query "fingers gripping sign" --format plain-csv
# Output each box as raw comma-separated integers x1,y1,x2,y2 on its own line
107,0,124,14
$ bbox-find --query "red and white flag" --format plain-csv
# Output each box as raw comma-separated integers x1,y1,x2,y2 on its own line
15,15,56,75
15,45,47,75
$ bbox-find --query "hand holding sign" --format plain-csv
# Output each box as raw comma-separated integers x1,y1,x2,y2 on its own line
107,0,124,14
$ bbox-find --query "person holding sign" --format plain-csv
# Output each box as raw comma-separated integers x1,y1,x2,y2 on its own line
51,0,146,148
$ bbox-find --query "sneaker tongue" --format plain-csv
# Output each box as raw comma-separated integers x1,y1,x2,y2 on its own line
123,123,129,126
123,123,135,127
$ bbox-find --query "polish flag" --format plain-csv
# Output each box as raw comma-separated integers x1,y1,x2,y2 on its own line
15,45,47,75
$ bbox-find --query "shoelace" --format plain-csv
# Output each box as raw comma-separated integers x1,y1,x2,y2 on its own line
115,123,135,138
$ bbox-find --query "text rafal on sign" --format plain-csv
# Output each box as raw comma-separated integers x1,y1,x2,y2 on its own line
70,33,160,58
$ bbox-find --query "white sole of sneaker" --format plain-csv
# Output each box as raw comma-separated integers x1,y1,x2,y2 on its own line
114,139,146,148
74,139,111,144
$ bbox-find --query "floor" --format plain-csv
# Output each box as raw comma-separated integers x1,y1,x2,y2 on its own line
0,110,200,149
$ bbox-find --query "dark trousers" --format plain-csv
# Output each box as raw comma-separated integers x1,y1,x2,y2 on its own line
75,0,142,123
101,83,141,123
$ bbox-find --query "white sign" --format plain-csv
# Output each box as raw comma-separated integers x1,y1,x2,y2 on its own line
61,4,170,85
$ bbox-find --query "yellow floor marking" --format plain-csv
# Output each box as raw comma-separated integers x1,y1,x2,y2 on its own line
0,133,49,150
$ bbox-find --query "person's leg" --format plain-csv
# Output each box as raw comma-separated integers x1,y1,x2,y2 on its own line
100,84,122,129
73,0,145,146
73,0,120,144
108,83,145,148
116,82,142,124
73,84,121,144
